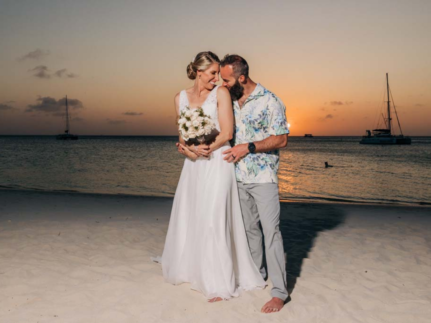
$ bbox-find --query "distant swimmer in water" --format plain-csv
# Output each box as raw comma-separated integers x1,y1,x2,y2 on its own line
325,162,333,168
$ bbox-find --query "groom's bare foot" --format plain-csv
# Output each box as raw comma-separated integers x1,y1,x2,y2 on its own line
208,297,223,303
261,297,284,313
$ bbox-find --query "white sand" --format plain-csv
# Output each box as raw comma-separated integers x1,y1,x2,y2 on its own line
0,190,430,323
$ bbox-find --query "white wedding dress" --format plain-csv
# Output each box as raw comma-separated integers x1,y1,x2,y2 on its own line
160,86,266,300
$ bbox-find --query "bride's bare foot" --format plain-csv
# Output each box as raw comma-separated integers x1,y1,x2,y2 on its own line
208,297,223,303
261,297,284,313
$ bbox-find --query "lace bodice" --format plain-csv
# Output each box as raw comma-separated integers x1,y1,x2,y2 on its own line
179,86,220,131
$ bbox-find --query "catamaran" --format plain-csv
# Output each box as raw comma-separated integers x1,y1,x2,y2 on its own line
56,95,78,140
360,73,411,145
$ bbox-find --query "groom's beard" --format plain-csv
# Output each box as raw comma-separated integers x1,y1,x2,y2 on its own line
229,79,244,101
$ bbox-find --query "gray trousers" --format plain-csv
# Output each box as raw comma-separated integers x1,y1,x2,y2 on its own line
237,182,288,301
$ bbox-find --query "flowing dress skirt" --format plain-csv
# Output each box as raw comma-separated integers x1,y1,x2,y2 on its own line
161,143,266,300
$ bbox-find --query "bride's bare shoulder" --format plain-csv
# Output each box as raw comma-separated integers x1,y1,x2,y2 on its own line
174,92,181,105
217,86,231,98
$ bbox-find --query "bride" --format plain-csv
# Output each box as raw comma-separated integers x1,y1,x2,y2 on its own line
160,51,266,302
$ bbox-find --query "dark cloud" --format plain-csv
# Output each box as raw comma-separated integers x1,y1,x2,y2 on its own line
55,69,78,78
0,103,14,111
123,112,143,116
26,96,84,115
107,118,126,125
18,49,49,61
29,66,78,79
29,65,51,79
329,101,353,106
317,114,335,122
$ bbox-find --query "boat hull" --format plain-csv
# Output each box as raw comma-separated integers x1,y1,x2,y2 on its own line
360,136,411,145
56,134,78,140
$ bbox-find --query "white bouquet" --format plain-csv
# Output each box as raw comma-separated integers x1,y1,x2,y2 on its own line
178,107,216,143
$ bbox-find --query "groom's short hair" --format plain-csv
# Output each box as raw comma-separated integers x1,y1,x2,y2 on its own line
220,54,249,79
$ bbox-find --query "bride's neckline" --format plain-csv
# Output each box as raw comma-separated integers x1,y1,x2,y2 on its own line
184,86,217,110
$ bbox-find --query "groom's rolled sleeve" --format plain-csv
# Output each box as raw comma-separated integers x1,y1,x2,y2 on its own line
268,98,289,136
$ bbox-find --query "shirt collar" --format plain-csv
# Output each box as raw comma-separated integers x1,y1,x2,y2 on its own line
234,83,265,108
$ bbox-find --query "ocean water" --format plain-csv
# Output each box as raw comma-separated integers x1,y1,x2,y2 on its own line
0,136,430,206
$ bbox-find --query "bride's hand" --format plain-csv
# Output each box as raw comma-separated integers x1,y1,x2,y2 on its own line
192,144,211,158
176,143,198,160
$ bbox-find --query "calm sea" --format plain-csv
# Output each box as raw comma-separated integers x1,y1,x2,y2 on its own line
0,136,430,206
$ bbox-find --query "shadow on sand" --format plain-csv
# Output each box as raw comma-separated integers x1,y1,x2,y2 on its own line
279,203,346,296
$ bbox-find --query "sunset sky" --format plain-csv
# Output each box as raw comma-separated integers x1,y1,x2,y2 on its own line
0,0,430,136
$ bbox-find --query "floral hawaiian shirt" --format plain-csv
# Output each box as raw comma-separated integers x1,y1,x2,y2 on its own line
233,83,289,184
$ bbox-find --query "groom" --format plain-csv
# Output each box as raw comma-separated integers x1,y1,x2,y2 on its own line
220,54,289,313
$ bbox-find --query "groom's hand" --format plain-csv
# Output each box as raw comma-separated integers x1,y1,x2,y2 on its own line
223,144,249,163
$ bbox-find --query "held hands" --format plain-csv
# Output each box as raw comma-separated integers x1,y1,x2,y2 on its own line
223,144,249,163
176,143,210,160
191,144,211,158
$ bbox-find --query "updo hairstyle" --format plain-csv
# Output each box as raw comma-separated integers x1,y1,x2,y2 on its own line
187,51,220,80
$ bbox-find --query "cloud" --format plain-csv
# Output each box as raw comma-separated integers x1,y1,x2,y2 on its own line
54,69,78,78
317,114,335,122
415,103,424,107
29,65,51,79
329,101,353,106
107,118,126,125
0,103,14,111
330,101,343,105
29,66,78,79
18,49,49,61
72,117,84,122
123,112,143,116
26,96,84,115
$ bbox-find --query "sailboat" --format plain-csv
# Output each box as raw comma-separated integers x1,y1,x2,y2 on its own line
56,95,78,140
360,73,411,145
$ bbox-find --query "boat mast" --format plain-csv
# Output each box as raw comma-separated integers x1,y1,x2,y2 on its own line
65,95,70,134
386,73,391,134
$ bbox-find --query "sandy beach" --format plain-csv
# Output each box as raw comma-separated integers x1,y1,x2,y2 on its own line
0,189,430,323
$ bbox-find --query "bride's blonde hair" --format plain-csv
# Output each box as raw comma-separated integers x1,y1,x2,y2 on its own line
187,51,220,80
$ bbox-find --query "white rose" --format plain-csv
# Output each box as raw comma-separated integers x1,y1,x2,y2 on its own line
188,132,197,139
178,118,186,124
185,110,192,117
192,120,200,127
197,129,205,136
186,121,192,127
204,124,213,134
